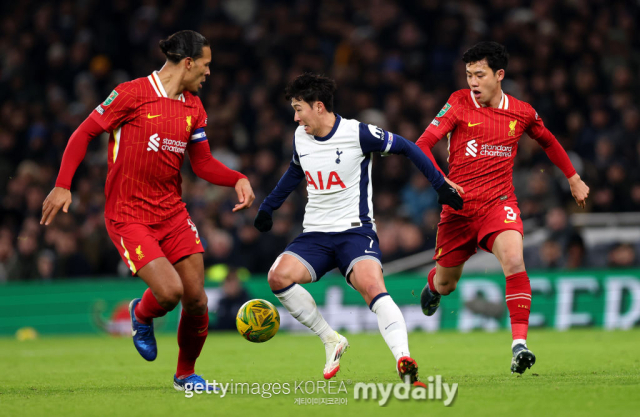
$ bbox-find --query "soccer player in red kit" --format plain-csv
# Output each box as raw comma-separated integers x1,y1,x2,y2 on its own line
416,42,589,374
41,30,255,390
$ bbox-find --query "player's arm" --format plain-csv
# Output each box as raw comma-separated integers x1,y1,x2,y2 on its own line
527,111,589,208
187,129,254,212
416,97,465,194
42,85,136,226
254,149,305,232
41,116,105,225
359,124,463,210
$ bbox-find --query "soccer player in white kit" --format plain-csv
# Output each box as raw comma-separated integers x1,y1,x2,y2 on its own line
254,73,462,384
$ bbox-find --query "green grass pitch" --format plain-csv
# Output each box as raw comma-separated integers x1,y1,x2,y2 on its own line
1,329,639,417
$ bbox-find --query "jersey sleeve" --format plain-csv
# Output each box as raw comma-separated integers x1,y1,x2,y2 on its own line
195,96,207,130
424,94,460,139
89,83,137,133
358,123,395,154
189,98,208,145
292,134,301,165
524,106,546,140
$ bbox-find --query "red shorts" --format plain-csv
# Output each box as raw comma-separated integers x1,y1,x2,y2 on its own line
433,196,524,267
105,209,204,275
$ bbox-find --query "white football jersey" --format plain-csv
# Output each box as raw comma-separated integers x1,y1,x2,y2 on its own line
292,115,394,233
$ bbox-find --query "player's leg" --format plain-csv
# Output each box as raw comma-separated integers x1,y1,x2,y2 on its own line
105,219,183,361
490,230,535,374
421,262,465,316
421,213,477,316
158,212,216,391
348,260,421,384
172,253,208,380
478,199,534,374
268,236,345,379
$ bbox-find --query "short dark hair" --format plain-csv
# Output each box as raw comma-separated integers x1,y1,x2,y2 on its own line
159,30,210,63
285,73,337,112
462,41,509,74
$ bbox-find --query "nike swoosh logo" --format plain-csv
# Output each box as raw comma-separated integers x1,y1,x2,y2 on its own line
385,321,398,330
195,239,201,244
468,122,482,127
147,113,161,119
364,250,377,254
299,154,309,158
132,329,137,336
504,220,517,223
197,328,207,334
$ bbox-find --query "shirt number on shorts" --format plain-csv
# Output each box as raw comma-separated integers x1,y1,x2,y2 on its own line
504,206,517,221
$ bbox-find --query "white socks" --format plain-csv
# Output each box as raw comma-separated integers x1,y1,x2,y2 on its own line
274,284,338,344
371,294,410,362
512,339,527,349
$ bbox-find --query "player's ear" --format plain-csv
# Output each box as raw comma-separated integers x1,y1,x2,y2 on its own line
184,57,193,70
496,68,505,82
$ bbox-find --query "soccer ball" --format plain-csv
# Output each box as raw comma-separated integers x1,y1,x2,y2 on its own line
236,299,280,343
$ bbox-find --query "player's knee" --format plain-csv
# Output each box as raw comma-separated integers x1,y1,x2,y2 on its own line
501,252,525,275
155,284,183,310
182,293,208,315
268,268,293,291
436,280,457,296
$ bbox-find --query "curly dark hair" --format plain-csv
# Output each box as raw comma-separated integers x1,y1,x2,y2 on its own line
159,30,210,63
285,73,338,112
462,41,509,74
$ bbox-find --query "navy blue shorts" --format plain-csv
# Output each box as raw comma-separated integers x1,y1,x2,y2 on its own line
281,227,382,287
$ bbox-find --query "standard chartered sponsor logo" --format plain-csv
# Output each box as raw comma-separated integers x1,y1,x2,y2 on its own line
147,133,160,152
465,140,512,158
480,144,512,157
465,139,478,157
162,138,187,154
146,134,186,153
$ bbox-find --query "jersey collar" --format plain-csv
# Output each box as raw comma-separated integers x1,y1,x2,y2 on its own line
148,71,185,102
313,114,341,141
470,89,508,110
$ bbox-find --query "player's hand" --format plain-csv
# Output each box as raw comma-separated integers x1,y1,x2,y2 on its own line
568,174,589,209
254,210,273,232
445,177,465,195
41,187,72,226
436,181,464,210
233,178,255,212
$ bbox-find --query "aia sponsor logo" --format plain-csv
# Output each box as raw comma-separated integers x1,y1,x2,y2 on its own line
305,171,346,190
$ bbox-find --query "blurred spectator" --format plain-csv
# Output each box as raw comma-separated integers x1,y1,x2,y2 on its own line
608,243,637,268
210,269,250,331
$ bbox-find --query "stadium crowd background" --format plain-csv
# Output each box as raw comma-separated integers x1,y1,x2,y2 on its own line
1,0,639,281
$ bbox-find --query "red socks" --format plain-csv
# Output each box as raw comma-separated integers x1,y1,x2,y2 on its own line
505,271,531,340
427,267,439,294
135,288,168,325
176,309,209,378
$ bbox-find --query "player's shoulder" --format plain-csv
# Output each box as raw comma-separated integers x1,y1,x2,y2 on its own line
112,76,158,100
294,125,308,140
450,89,473,106
338,116,361,131
112,77,145,95
183,91,204,108
505,93,536,115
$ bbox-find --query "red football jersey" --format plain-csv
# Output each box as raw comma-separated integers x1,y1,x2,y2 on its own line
90,71,207,223
424,89,546,217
